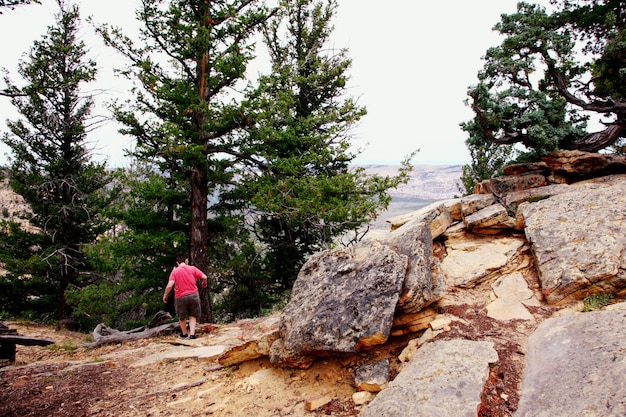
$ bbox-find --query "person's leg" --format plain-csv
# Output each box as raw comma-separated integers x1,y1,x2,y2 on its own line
187,294,201,339
175,297,189,337
179,318,188,336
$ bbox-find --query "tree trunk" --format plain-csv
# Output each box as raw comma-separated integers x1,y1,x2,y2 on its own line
190,168,213,323
191,3,213,324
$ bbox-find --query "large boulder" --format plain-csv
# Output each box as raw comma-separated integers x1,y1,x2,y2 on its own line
360,339,498,417
522,178,626,304
270,241,408,368
515,304,626,417
383,220,444,313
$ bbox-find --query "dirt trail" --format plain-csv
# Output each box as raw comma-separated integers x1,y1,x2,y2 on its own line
1,320,390,416
0,273,573,417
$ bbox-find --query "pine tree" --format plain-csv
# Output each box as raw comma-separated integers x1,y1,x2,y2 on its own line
0,0,39,12
240,0,413,292
95,0,273,322
462,0,626,190
1,0,110,319
68,164,189,329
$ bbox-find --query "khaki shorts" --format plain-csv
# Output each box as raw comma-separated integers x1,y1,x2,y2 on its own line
175,293,201,319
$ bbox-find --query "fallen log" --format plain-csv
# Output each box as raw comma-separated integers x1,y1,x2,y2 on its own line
83,311,178,349
0,322,55,364
0,335,55,346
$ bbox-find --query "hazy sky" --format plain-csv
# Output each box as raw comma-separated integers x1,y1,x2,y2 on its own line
0,0,550,167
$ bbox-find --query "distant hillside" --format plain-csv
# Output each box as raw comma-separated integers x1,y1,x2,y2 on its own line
361,164,463,200
361,165,463,230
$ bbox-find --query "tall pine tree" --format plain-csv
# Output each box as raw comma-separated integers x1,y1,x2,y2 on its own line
95,0,273,322
240,0,413,292
1,0,110,319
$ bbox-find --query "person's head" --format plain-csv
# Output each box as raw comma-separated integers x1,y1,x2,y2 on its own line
175,254,187,265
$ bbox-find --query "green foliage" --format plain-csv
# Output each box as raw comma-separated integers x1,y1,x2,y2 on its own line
1,3,110,320
203,212,278,321
85,0,413,320
239,0,414,290
592,34,626,101
1,0,415,325
93,0,274,323
65,273,165,331
582,293,613,312
71,165,188,329
0,221,56,320
462,0,625,184
0,0,39,11
460,107,516,194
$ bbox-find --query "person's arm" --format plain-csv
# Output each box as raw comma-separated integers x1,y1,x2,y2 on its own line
163,280,174,303
193,266,208,288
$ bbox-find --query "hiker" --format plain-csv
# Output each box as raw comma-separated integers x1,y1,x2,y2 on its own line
162,254,207,339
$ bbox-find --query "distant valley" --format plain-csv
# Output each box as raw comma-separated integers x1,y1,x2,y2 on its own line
361,164,464,230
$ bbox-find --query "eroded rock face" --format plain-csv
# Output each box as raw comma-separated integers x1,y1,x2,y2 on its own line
542,149,626,179
522,180,626,304
270,241,408,367
440,233,527,288
475,172,548,196
384,220,444,313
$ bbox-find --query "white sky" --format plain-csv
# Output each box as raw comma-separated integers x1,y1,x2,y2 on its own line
0,0,551,168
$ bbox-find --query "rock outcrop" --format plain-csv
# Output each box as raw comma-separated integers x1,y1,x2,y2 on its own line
360,339,498,417
264,150,626,415
271,151,626,367
522,179,626,304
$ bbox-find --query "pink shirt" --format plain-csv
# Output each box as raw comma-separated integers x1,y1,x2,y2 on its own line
168,264,204,299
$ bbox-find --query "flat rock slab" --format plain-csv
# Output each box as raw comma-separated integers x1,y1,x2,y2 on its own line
130,345,228,367
490,272,534,301
515,306,626,417
486,272,536,321
485,298,534,321
441,234,525,288
360,339,498,417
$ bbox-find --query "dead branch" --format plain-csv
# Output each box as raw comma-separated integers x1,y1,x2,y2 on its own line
83,311,177,349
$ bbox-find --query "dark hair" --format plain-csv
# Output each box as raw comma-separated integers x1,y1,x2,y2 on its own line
175,254,187,264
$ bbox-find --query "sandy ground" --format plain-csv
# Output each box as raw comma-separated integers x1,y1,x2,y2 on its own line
1,265,588,417
1,320,411,417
